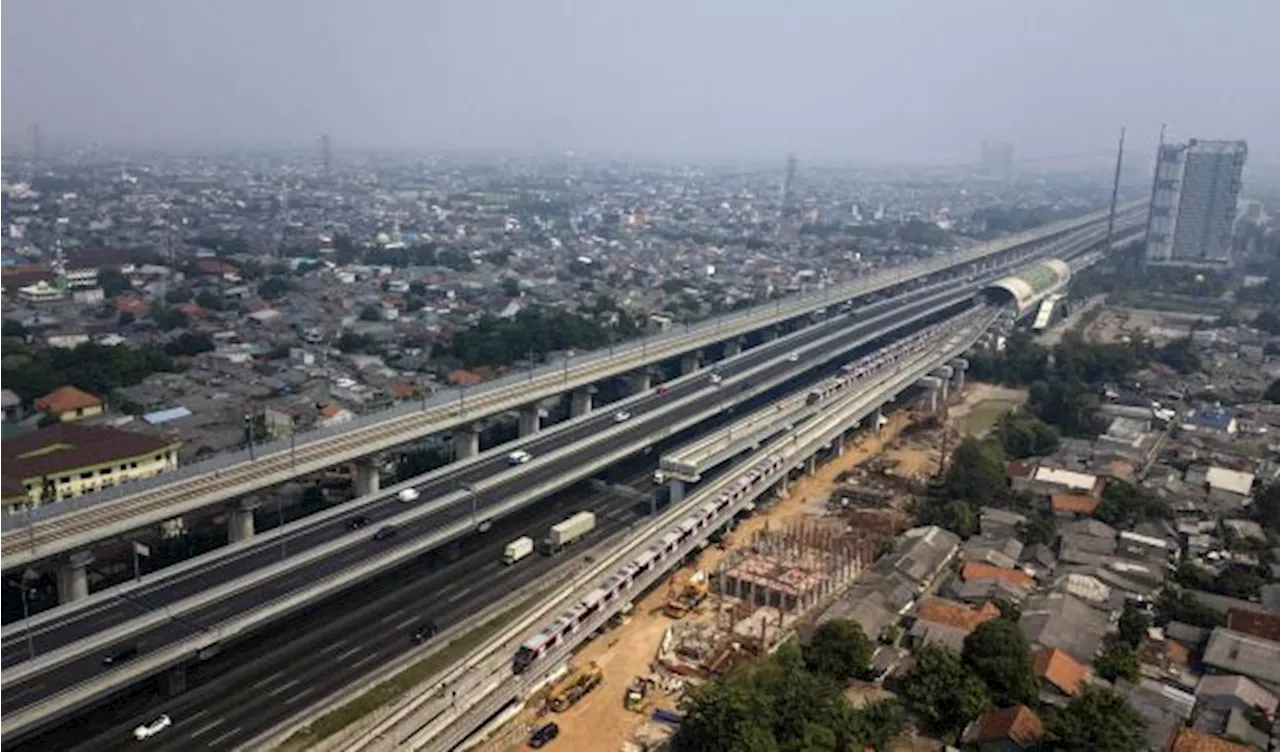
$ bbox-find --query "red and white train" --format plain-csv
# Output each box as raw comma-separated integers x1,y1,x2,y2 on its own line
512,453,786,674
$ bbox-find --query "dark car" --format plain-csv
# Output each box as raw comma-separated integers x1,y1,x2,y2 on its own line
347,515,370,530
411,621,439,643
373,525,397,542
529,722,559,748
102,645,138,666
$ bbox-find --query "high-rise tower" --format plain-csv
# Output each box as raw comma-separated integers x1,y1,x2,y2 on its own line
1146,138,1247,267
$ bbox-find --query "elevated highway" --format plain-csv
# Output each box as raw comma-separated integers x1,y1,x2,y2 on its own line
357,306,999,752
0,209,1146,740
0,202,1145,570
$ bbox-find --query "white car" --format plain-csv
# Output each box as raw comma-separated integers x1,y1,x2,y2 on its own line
134,714,172,741
787,351,800,362
507,450,532,466
613,410,631,423
397,488,420,503
709,374,723,386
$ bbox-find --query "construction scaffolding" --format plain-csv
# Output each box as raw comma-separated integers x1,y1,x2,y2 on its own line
713,522,866,616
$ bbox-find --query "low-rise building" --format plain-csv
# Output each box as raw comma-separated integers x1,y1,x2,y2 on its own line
1,423,181,512
34,386,104,423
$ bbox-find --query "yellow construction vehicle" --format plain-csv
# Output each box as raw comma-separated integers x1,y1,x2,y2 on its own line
549,662,604,712
662,571,709,619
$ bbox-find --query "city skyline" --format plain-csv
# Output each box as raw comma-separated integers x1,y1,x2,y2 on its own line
3,1,1277,166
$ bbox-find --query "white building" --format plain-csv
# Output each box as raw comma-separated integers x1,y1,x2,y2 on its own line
1146,139,1247,267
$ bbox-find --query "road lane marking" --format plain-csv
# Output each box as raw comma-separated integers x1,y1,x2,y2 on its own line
252,670,285,688
349,652,380,671
394,615,418,630
284,687,316,705
319,640,348,655
445,586,473,604
334,645,362,661
206,726,242,748
378,608,408,625
189,717,225,738
267,678,301,697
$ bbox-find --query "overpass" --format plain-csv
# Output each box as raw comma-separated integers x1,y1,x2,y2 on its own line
0,206,1146,740
0,201,1146,574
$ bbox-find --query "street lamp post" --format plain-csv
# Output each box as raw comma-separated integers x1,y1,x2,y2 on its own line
245,413,256,460
14,568,38,660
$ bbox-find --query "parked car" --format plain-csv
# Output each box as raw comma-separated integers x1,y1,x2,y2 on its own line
529,722,560,748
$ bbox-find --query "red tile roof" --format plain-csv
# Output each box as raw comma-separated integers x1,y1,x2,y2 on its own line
966,704,1042,747
34,386,102,415
1033,647,1087,696
1168,728,1253,752
1227,609,1280,643
1051,493,1099,516
916,598,1001,633
961,561,1034,590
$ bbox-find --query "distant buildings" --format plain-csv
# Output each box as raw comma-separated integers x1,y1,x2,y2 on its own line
979,139,1014,183
1146,139,1247,268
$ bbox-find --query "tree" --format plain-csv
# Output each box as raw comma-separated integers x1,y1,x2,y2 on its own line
804,619,872,683
1042,685,1146,752
961,619,1037,707
501,278,522,298
897,644,991,739
2,319,28,339
1095,481,1170,528
337,332,377,354
1116,605,1150,648
1153,587,1225,629
1253,483,1280,534
1265,379,1280,404
259,276,291,300
1019,514,1057,546
163,332,215,357
994,414,1060,459
151,306,189,332
917,498,978,538
195,290,226,311
359,305,382,322
942,438,1010,507
1155,338,1201,374
1094,635,1140,683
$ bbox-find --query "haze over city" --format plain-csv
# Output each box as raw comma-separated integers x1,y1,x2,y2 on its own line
4,0,1279,165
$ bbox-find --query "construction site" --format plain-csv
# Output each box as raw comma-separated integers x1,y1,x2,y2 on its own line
464,382,989,752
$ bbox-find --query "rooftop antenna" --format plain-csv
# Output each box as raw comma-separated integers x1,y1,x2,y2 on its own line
1104,126,1126,254
321,133,332,177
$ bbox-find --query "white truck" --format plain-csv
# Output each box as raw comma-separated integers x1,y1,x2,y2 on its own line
502,536,534,565
539,511,596,555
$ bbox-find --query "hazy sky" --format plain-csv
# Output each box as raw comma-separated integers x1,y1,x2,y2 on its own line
4,1,1278,166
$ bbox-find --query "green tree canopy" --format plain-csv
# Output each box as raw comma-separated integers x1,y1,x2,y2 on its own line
1042,685,1146,752
2,342,175,402
804,619,872,683
1094,634,1141,684
943,437,1010,506
1116,605,1150,648
897,644,991,739
259,276,291,300
1095,481,1171,528
961,618,1037,707
994,413,1060,458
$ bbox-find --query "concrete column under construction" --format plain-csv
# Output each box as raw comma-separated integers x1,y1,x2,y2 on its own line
668,479,685,504
679,351,701,376
806,455,817,475
950,358,969,392
518,406,541,437
227,499,258,543
454,424,480,460
569,387,595,418
56,550,94,604
352,458,381,497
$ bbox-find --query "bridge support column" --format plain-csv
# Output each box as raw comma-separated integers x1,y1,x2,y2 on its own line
668,480,685,504
629,370,652,394
56,551,94,604
762,328,778,343
723,339,742,358
836,434,845,457
353,458,381,497
227,499,258,543
163,666,188,697
949,358,969,393
454,424,480,460
518,406,541,437
570,387,595,418
874,408,885,433
806,455,817,475
679,351,701,376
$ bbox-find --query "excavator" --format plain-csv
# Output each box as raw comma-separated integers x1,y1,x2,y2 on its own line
549,662,604,712
662,571,709,619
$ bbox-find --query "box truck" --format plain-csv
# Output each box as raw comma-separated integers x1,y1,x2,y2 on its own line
539,511,596,555
503,536,534,565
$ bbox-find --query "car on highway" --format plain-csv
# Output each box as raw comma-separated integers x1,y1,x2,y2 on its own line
397,488,420,503
507,449,533,466
709,373,723,386
102,645,139,666
133,714,171,741
529,722,560,748
787,351,800,362
411,621,439,643
613,410,631,423
347,515,371,530
373,525,398,541
656,384,669,395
